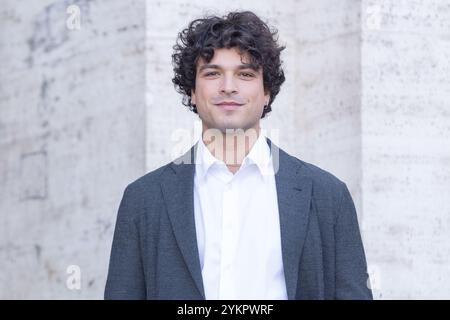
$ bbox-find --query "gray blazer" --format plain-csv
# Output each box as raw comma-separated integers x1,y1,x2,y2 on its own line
105,139,373,300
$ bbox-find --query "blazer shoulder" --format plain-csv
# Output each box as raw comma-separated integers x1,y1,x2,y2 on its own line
287,154,353,225
124,162,172,196
116,162,174,223
288,153,347,200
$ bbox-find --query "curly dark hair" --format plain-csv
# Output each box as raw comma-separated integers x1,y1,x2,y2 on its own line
171,11,286,118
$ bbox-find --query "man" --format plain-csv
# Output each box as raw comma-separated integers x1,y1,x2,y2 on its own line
105,11,372,300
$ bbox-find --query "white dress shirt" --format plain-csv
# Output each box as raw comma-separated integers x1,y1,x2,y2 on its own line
193,132,288,300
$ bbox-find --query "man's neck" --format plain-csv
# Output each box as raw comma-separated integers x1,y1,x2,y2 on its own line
202,127,260,174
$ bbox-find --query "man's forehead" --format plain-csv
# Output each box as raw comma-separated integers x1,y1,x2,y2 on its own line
196,49,260,71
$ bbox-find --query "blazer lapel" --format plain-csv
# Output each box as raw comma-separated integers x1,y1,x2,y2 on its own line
160,144,206,299
268,139,313,300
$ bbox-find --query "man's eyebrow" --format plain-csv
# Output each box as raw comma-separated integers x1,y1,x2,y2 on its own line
198,63,260,72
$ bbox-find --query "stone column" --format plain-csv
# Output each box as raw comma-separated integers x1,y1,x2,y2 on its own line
361,0,450,299
0,0,146,298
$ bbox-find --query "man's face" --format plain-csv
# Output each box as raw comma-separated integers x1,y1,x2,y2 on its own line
191,47,270,134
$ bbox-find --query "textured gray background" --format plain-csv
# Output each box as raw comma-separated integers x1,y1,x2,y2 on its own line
1,0,449,299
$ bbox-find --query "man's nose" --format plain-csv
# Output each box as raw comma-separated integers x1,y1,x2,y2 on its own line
219,75,238,95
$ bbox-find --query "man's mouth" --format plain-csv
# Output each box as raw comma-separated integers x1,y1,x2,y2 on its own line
215,102,244,110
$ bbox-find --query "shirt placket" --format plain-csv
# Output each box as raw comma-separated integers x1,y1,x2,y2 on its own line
219,177,237,299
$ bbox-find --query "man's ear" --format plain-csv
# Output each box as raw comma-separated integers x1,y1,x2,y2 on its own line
264,91,270,105
191,89,196,105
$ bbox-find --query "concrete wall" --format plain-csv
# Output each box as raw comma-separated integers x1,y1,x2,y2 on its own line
293,0,363,215
361,0,450,299
0,0,146,298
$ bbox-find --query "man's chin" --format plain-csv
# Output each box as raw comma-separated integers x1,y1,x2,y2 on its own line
201,117,259,135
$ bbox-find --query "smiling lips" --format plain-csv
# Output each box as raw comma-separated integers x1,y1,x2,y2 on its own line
215,101,244,111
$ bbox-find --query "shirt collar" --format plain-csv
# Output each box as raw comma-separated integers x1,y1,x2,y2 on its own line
195,135,220,181
243,132,272,175
195,131,272,181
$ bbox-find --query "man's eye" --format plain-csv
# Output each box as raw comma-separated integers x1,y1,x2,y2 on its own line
240,72,255,77
204,71,219,76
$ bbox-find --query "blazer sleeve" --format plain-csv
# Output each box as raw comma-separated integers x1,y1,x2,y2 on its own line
334,183,373,300
104,185,146,299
